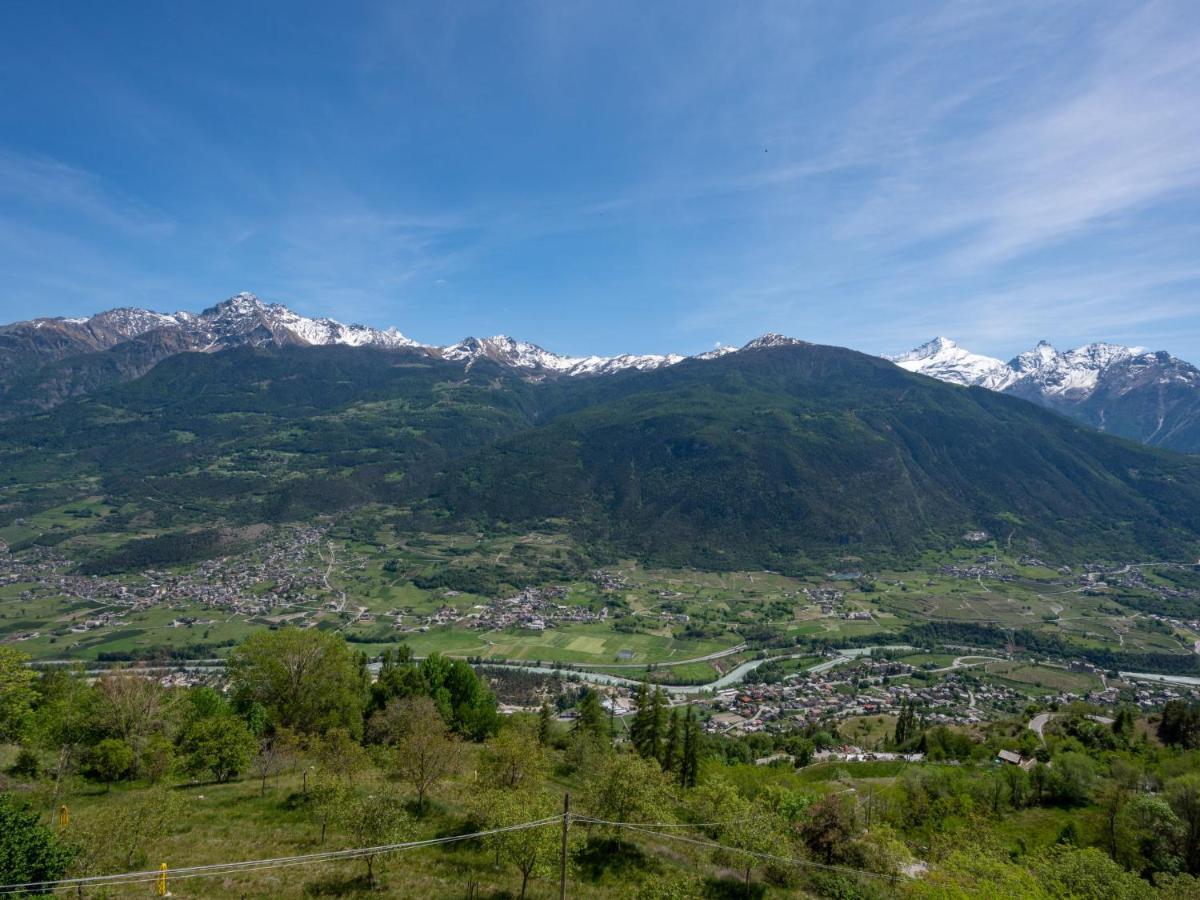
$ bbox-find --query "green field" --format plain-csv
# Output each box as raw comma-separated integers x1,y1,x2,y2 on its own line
3,517,1197,687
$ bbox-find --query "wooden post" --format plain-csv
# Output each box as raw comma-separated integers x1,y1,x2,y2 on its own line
559,793,570,900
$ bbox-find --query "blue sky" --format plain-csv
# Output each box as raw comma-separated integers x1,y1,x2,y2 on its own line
2,1,1199,361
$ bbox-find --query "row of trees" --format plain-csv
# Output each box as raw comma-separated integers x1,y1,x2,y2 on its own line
0,631,501,797
627,684,702,787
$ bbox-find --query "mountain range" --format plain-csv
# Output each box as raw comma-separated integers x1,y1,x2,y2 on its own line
2,316,1200,570
889,337,1200,453
0,293,701,417
4,294,1200,457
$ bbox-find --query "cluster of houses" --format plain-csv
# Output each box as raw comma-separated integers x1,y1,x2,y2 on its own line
939,558,1015,582
590,570,629,592
802,586,845,616
1040,680,1200,711
2,526,335,624
390,587,611,634
701,659,1028,736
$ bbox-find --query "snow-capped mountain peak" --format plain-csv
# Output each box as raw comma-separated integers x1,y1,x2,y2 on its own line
887,336,1200,409
887,336,1013,389
1006,341,1150,398
439,335,568,369
437,334,683,376
695,344,738,361
743,333,806,350
193,292,421,350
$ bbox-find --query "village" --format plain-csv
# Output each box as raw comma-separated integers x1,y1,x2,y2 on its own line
694,654,1200,743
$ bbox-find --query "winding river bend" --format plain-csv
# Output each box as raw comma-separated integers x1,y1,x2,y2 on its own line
477,645,915,695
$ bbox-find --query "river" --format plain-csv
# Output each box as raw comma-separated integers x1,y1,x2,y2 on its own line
478,644,915,695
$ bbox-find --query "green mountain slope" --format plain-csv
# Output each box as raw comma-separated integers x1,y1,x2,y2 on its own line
435,343,1200,567
2,340,1199,570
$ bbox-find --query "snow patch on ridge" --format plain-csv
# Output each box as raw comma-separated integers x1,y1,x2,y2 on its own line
887,336,1192,402
887,337,1014,390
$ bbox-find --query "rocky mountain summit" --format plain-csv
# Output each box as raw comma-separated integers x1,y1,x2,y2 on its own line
890,337,1200,452
0,293,723,415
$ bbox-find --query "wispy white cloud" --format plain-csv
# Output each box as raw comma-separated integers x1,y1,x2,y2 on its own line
0,150,173,236
671,1,1200,361
839,1,1200,266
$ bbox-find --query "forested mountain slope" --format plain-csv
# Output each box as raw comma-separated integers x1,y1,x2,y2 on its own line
3,339,1199,571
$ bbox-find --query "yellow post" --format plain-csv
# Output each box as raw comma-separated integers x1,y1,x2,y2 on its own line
57,805,69,828
157,862,168,897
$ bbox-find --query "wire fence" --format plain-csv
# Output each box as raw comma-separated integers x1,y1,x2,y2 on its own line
0,808,910,894
0,817,562,895
575,815,905,882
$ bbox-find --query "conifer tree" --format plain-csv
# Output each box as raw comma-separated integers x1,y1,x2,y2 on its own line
574,689,608,743
629,683,650,753
661,708,681,773
649,688,667,756
894,700,917,747
537,701,554,747
679,707,701,788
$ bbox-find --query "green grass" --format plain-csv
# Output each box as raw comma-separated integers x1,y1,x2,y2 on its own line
980,662,1101,694
50,768,625,899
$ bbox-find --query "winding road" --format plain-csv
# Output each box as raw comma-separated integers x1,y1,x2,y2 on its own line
1028,711,1114,744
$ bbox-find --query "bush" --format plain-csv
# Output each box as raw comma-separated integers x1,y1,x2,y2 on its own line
84,738,135,788
0,794,75,891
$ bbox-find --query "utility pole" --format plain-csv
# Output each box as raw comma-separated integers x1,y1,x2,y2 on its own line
559,793,570,900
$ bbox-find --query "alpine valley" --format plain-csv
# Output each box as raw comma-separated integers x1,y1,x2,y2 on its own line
7,299,1200,899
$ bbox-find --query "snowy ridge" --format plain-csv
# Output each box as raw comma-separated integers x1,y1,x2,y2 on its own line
886,337,1015,390
9,293,716,378
432,334,683,375
1007,341,1147,398
888,336,1193,400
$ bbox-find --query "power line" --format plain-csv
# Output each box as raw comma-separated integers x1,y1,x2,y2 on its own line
575,816,906,882
0,817,564,895
0,810,913,894
575,817,756,828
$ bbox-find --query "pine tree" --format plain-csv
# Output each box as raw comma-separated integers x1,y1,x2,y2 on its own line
537,701,554,747
649,688,667,758
894,700,916,747
574,690,608,743
1112,706,1135,741
631,684,670,762
661,708,681,773
679,707,700,788
629,683,652,756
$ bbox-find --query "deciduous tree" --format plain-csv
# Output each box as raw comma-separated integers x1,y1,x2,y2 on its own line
228,628,365,736
1167,774,1200,875
84,737,134,789
0,647,36,742
337,786,412,887
483,719,546,791
582,752,675,826
381,696,465,814
177,715,255,783
477,789,569,899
